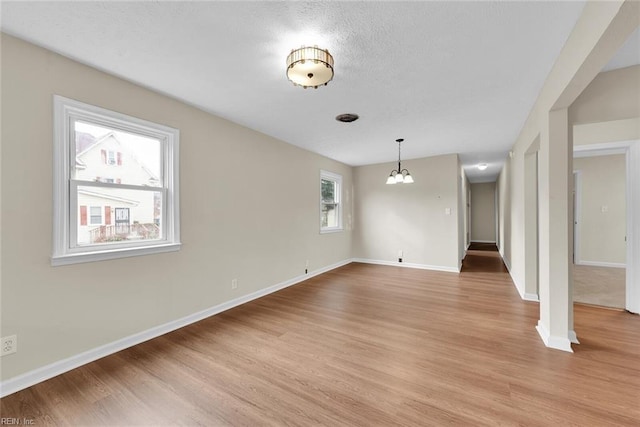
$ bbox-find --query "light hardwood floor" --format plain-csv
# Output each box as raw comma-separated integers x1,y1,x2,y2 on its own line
2,254,639,425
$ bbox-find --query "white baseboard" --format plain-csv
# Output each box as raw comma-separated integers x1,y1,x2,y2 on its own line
576,260,626,269
568,330,580,344
0,259,352,398
511,277,525,299
351,258,459,273
487,252,532,303
501,256,526,300
470,240,496,244
536,320,573,353
502,256,512,272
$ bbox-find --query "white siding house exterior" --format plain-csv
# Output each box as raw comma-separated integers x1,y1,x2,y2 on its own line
75,132,160,245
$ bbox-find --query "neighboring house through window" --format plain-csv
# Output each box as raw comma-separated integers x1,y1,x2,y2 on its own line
52,96,181,265
101,149,122,165
320,170,343,233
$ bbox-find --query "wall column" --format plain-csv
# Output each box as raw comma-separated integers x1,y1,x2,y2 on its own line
537,108,573,352
523,149,539,301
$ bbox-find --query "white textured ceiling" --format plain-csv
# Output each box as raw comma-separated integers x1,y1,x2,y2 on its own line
2,1,594,182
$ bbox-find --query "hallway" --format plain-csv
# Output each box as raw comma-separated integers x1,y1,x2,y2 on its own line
461,243,508,273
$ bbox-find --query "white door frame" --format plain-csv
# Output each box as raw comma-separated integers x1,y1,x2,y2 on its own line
572,171,582,265
574,140,639,313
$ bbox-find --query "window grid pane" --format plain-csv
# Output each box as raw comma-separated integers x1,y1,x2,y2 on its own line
320,171,342,232
73,120,162,188
77,185,162,246
321,203,338,228
321,179,336,203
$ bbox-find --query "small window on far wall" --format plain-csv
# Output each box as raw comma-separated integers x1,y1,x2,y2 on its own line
320,170,343,233
52,95,181,266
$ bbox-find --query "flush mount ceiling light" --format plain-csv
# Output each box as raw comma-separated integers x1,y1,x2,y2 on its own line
477,163,488,171
286,45,334,89
386,139,414,184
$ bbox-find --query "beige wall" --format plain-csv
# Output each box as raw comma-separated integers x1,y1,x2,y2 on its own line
352,154,460,271
572,66,640,146
570,66,640,125
0,34,353,381
470,182,496,242
497,156,512,270
574,154,626,265
574,117,640,146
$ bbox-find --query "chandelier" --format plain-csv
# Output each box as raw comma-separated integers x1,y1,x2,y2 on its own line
386,139,414,184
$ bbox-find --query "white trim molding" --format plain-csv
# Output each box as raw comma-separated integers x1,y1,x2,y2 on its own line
536,320,573,353
502,255,512,272
470,240,496,244
523,293,539,302
0,259,352,398
573,140,636,155
568,330,580,344
573,170,582,265
351,258,459,273
626,142,640,313
501,256,527,300
576,260,626,269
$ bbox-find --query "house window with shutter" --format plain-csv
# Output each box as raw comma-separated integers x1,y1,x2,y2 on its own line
89,206,102,225
52,96,181,265
102,150,121,166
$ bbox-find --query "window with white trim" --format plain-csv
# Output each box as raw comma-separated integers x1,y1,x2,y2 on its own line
320,170,343,233
52,96,180,265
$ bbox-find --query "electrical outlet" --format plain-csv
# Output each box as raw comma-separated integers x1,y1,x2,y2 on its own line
398,258,403,263
1,335,17,356
231,279,238,290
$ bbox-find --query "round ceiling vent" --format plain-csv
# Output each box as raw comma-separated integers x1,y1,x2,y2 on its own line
335,113,359,123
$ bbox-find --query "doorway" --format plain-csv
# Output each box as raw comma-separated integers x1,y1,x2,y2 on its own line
573,141,639,313
572,162,625,308
469,182,496,245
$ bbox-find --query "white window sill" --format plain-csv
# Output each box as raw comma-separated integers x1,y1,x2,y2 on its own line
51,242,181,266
320,228,344,234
